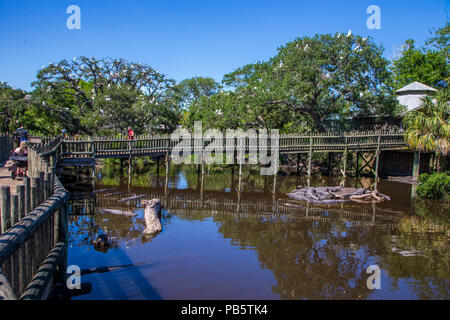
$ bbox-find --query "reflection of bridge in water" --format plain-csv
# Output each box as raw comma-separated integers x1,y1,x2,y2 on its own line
70,183,403,231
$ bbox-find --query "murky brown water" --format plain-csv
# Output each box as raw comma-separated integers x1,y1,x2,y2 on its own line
66,166,449,300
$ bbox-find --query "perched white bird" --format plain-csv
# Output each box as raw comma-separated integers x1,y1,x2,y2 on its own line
362,37,368,42
304,44,309,51
347,29,352,37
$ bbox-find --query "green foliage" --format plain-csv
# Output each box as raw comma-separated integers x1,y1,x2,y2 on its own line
30,56,180,135
392,23,449,89
391,39,448,89
417,172,450,200
403,90,449,157
1,23,448,136
174,77,221,110
425,22,450,65
218,32,397,132
0,82,28,132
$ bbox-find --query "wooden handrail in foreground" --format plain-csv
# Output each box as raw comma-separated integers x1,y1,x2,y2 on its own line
0,136,69,300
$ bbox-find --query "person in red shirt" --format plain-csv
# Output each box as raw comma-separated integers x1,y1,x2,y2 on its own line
128,127,135,140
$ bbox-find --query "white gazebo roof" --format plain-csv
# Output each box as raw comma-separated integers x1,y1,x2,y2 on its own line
395,81,438,94
395,81,438,113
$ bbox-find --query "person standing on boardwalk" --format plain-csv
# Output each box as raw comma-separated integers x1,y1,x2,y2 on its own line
128,127,135,140
14,125,29,142
13,125,29,148
127,127,135,151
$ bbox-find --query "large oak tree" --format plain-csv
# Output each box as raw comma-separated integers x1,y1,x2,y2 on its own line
219,33,397,132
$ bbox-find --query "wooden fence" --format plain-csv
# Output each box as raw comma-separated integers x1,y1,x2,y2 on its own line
0,136,69,300
0,134,13,163
59,130,407,159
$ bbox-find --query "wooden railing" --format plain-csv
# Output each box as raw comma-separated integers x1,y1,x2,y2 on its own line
0,134,13,162
0,137,69,300
59,130,407,160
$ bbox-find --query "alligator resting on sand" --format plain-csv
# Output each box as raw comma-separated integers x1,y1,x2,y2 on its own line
287,186,391,204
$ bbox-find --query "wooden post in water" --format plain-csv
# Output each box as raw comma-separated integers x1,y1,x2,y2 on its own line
165,151,170,177
201,154,205,176
156,156,160,175
1,186,11,233
374,135,381,189
412,151,420,179
120,158,125,175
342,137,348,178
328,152,332,176
307,137,313,178
165,150,169,196
356,152,360,177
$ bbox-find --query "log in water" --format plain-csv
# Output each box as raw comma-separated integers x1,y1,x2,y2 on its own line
142,199,162,234
287,186,391,204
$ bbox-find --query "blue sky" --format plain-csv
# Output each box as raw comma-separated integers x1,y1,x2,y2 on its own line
0,0,448,91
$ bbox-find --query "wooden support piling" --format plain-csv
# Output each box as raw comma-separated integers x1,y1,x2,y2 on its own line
16,185,25,219
307,138,313,178
1,186,11,234
412,151,420,179
10,194,18,226
24,178,30,215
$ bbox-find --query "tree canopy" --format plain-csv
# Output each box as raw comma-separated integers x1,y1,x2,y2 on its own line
392,24,449,89
30,57,180,135
1,23,448,136
188,32,398,132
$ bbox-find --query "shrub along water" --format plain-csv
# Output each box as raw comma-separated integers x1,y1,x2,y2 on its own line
417,172,450,201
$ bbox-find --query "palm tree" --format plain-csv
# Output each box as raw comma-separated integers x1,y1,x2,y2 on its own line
403,90,449,171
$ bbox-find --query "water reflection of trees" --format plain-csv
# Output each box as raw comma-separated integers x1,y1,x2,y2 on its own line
183,212,378,299
68,166,449,299
203,212,449,299
379,231,449,299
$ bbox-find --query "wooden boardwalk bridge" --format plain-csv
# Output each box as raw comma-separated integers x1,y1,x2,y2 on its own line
59,130,408,178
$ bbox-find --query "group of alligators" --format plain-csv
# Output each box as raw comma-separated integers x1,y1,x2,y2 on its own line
287,186,391,205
